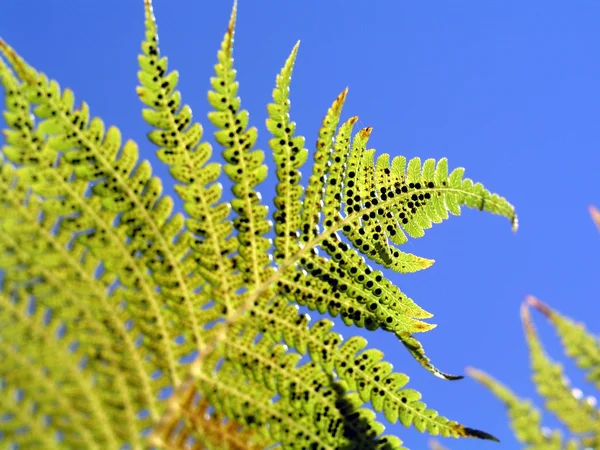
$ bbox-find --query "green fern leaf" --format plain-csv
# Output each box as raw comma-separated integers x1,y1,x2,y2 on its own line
528,296,600,391
0,379,63,450
0,56,202,393
399,335,463,381
207,2,271,288
0,38,210,388
467,366,575,450
267,41,306,262
521,301,600,436
137,0,240,317
0,291,123,448
0,162,163,432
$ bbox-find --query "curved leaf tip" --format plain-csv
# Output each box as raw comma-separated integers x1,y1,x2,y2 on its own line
228,0,237,41
399,335,464,381
463,427,500,442
520,301,536,337
525,295,553,319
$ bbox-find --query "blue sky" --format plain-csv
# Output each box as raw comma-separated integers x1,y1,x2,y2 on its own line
2,1,600,449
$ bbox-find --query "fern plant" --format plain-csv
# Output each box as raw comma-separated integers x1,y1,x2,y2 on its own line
468,208,600,450
0,1,517,448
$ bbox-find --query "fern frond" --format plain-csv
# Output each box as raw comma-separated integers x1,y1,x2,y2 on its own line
0,2,516,448
528,296,600,391
332,335,497,440
0,341,93,449
300,87,518,253
0,39,205,386
197,361,334,448
267,41,306,262
521,302,600,435
138,0,240,317
240,307,497,441
0,60,191,416
299,86,345,246
159,310,410,449
160,302,494,448
195,81,508,447
0,164,162,441
208,1,271,288
467,366,573,449
0,380,63,450
225,328,409,449
399,335,463,380
0,291,120,447
338,153,517,258
287,250,433,335
279,92,515,375
283,85,515,350
197,352,406,450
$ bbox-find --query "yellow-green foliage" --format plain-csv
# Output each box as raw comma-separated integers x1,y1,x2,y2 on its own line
469,216,600,449
0,1,517,449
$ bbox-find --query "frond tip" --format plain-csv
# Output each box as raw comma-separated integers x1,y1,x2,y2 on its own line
527,295,600,390
400,335,464,381
521,299,600,435
334,149,517,271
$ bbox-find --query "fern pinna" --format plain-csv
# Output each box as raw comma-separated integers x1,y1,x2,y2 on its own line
468,209,600,450
0,1,516,449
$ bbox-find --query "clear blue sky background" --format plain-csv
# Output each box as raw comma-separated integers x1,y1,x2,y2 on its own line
2,1,600,449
